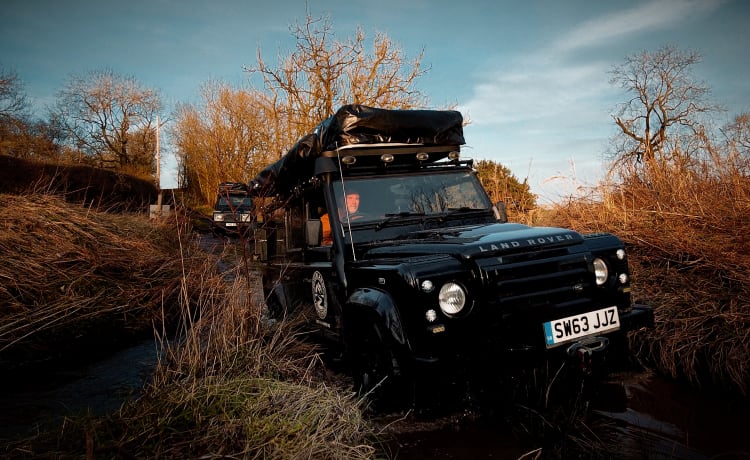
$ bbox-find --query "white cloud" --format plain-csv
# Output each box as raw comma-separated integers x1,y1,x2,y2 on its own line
459,61,609,126
554,0,724,53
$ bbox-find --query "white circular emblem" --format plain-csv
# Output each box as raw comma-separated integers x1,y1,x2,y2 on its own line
312,271,327,319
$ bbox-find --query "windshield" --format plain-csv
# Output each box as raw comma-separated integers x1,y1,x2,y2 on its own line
331,171,491,224
216,196,253,209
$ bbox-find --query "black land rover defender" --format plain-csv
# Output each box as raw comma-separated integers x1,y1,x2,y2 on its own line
212,182,254,236
250,105,653,404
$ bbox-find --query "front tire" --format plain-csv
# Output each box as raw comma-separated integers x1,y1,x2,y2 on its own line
350,323,406,412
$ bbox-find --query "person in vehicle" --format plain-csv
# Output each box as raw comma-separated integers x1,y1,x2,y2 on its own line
321,189,362,245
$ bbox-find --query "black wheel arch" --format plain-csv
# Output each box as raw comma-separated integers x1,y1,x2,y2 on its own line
344,286,410,352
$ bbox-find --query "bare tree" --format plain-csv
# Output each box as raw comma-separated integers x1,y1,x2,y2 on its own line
718,112,750,175
173,81,275,205
54,69,161,176
609,46,718,169
247,13,428,157
0,67,28,121
175,14,429,204
0,67,68,161
723,113,750,156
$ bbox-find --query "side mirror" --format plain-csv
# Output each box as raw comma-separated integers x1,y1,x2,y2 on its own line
494,201,508,223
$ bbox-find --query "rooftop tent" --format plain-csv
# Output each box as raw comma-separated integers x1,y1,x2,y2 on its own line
248,133,319,199
316,104,465,149
248,105,465,198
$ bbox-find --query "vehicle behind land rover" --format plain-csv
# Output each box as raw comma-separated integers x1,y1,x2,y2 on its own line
249,105,653,406
212,182,254,236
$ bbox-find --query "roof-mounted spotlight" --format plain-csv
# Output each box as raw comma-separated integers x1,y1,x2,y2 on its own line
416,152,429,161
448,151,460,161
381,153,394,163
341,155,356,165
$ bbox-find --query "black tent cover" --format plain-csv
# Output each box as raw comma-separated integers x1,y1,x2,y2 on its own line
248,104,464,198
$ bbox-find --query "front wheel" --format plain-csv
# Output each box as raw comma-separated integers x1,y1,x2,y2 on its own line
349,323,407,412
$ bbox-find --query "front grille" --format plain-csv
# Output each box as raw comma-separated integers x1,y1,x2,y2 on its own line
480,251,592,307
474,248,595,349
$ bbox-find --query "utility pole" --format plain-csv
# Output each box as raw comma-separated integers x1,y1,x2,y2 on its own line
156,115,163,214
150,115,167,219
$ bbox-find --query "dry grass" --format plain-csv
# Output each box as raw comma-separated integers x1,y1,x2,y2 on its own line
0,154,159,212
0,193,209,367
543,152,750,397
134,273,373,459
1,192,375,458
6,265,374,459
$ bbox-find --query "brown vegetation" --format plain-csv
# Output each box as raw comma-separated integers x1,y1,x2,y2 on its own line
7,270,374,458
53,69,161,175
0,154,159,212
0,190,203,370
544,152,750,397
0,180,375,457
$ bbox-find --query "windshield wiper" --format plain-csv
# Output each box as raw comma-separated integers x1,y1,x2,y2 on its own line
375,211,425,231
446,206,487,213
436,207,489,221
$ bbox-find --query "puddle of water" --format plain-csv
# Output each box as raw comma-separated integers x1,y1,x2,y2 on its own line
384,420,529,459
591,372,750,459
379,371,750,459
2,342,748,459
0,339,160,440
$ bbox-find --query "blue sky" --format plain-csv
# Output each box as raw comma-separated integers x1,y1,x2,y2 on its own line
2,0,748,199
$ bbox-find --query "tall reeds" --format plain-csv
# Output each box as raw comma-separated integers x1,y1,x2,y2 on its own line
545,147,750,397
129,271,374,459
0,193,205,367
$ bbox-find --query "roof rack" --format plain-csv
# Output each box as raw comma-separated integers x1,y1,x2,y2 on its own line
249,105,465,198
218,182,248,195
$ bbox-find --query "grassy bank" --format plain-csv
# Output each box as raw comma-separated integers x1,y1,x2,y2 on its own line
0,193,375,458
0,193,199,369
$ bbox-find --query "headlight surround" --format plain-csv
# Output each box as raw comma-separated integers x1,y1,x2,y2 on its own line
593,257,609,285
438,282,467,316
213,213,224,222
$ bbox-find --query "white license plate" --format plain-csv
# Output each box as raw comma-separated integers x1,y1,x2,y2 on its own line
543,306,620,348
225,222,237,227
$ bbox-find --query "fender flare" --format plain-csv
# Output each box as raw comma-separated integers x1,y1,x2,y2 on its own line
345,287,409,351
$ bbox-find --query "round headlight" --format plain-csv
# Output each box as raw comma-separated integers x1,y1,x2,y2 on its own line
439,282,466,315
593,258,609,285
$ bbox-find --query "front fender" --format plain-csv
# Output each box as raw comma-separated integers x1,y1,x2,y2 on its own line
346,287,408,349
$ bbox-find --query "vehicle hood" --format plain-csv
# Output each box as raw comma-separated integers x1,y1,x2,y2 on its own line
362,223,584,260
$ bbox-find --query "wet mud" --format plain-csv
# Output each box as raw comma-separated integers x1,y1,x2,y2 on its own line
378,371,749,459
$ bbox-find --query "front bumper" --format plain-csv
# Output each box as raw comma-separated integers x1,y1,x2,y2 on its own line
411,302,655,374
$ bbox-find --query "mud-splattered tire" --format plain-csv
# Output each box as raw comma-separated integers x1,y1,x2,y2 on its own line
350,323,406,412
